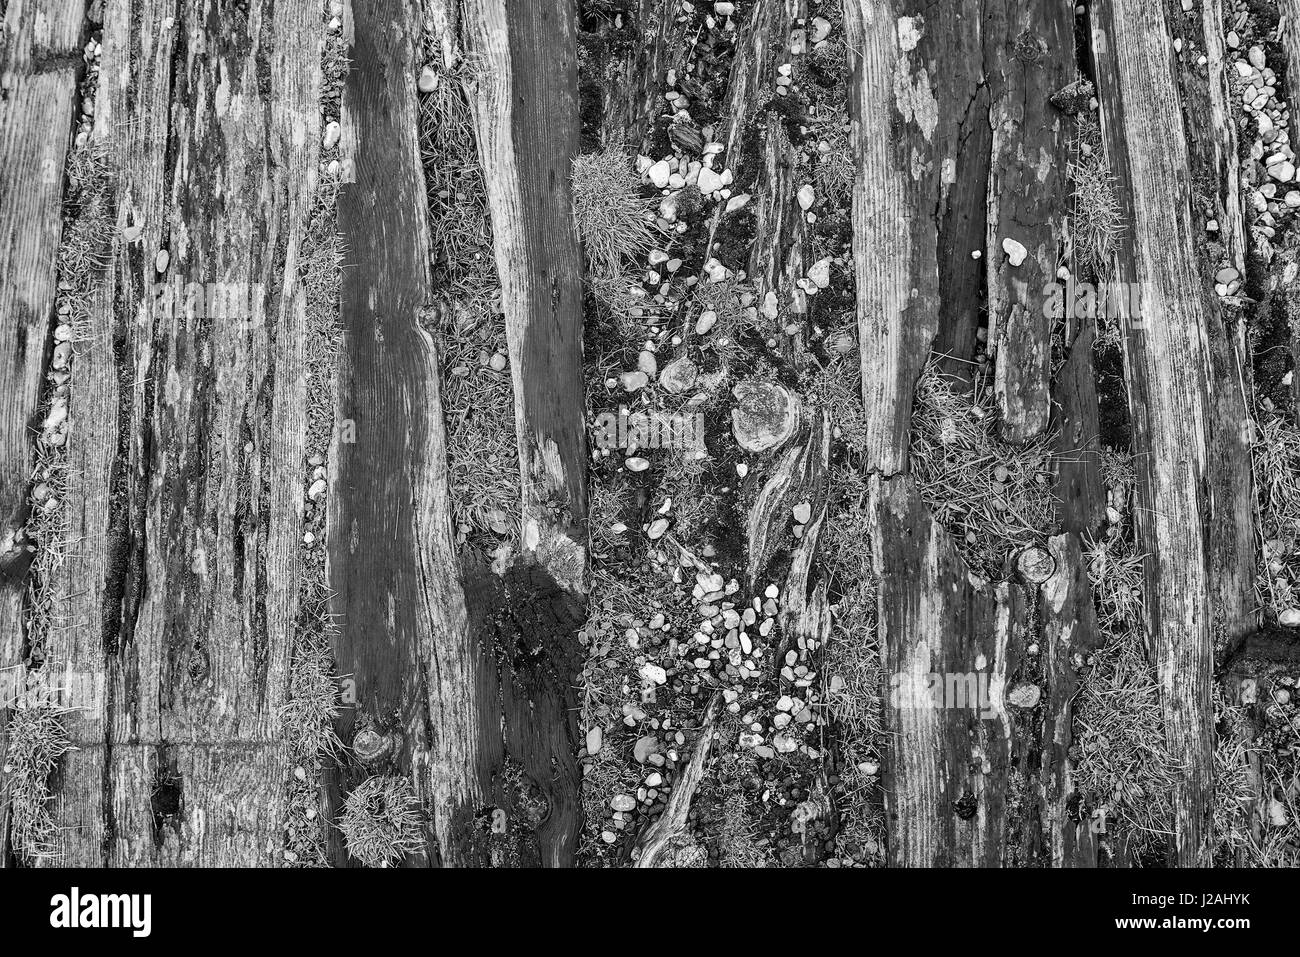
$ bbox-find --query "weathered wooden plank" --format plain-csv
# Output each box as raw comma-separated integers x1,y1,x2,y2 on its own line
869,476,1021,866
1174,0,1258,652
19,0,321,866
452,0,589,867
846,0,947,473
843,0,1053,867
0,0,86,866
985,0,1074,443
1037,533,1102,866
328,0,447,866
1089,0,1228,865
461,0,589,590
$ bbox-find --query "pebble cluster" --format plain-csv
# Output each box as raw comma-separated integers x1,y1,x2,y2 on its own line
582,2,870,864
1224,14,1298,294
72,32,103,152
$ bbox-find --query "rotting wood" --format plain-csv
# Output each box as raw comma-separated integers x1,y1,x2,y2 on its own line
844,0,1069,866
0,0,87,867
985,0,1075,444
461,0,589,591
452,0,590,867
1089,0,1233,866
19,0,325,866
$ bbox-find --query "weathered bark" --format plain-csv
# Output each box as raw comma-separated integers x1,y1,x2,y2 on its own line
462,0,589,589
1089,0,1252,865
452,0,589,867
0,0,86,869
20,0,322,865
986,0,1075,444
845,0,1093,866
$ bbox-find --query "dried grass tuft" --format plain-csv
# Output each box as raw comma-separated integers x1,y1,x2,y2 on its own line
1253,415,1300,619
910,357,1057,580
1070,115,1126,276
3,704,74,862
419,73,519,540
339,775,427,867
571,146,658,277
1074,503,1179,860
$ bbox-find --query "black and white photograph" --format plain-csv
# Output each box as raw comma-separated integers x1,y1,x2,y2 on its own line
0,0,1292,935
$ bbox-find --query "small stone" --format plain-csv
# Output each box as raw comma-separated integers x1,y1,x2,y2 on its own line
714,1,735,15
1268,798,1289,827
811,16,832,43
1279,608,1300,627
323,120,341,150
637,350,658,376
625,456,650,472
611,794,636,812
797,183,816,210
647,518,669,540
660,356,698,393
696,310,718,334
488,352,508,371
634,736,659,762
697,166,724,194
1270,161,1296,183
726,192,751,213
619,370,650,391
1002,237,1028,267
155,249,170,273
1008,682,1042,709
586,726,603,755
648,160,671,188
807,258,831,289
792,501,811,524
417,65,438,93
640,662,667,684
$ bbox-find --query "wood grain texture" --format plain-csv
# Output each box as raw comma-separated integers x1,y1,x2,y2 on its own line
1090,0,1226,865
869,476,1020,866
461,0,588,591
1175,0,1258,653
844,0,934,474
0,1,86,866
985,0,1074,443
20,0,321,866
